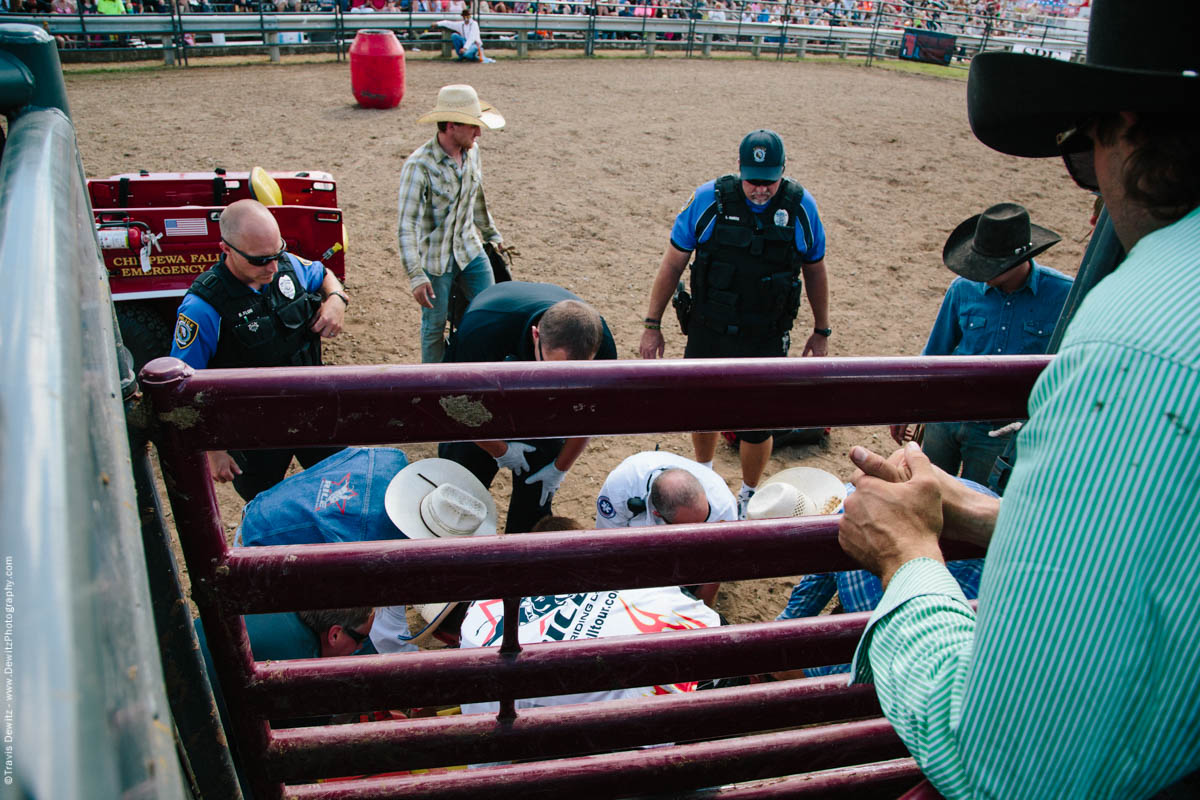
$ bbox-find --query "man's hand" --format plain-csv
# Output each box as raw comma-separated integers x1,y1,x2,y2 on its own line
639,327,665,359
412,283,436,310
839,442,945,587
848,443,1000,549
801,332,828,357
525,462,568,505
494,441,536,475
207,450,242,483
310,295,347,338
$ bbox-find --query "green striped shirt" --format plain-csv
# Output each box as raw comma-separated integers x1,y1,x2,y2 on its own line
851,205,1200,798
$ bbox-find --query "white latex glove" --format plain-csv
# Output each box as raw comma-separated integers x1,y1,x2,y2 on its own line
495,441,536,475
525,462,568,505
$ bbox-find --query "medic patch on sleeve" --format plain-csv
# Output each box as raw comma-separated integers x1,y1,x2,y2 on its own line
174,314,198,350
597,496,616,519
680,192,695,213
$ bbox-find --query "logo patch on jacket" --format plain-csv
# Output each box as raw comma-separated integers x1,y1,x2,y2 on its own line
174,314,198,349
774,209,789,226
597,496,616,519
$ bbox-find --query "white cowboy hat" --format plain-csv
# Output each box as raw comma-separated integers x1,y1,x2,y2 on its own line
415,84,505,130
747,467,847,520
384,458,498,643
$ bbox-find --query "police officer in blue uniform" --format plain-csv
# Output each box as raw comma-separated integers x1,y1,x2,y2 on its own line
639,130,832,517
169,199,350,501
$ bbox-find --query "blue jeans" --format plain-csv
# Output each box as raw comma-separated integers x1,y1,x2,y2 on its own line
922,420,1013,489
420,252,493,363
451,33,479,61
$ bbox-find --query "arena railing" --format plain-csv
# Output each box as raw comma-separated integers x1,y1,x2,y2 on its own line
0,22,191,798
139,352,1044,798
13,0,1086,66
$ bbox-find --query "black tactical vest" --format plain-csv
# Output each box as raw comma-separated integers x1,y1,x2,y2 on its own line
690,175,812,339
187,255,322,369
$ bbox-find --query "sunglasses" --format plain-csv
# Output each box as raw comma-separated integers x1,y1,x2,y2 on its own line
339,624,370,645
745,178,778,187
222,236,287,267
1055,121,1098,192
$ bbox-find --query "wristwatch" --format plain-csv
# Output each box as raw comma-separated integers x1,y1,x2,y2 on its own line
814,327,832,337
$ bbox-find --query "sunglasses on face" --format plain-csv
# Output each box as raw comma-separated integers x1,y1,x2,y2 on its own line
745,178,778,187
340,624,370,645
222,237,287,267
1055,121,1099,192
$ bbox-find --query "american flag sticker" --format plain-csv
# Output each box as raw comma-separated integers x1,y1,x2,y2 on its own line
164,218,208,237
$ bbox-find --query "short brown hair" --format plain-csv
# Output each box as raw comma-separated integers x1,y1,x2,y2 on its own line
530,515,584,533
296,607,373,636
538,300,604,360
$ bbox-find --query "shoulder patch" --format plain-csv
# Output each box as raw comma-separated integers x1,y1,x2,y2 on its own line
174,314,198,350
680,192,695,214
597,496,616,519
293,255,313,266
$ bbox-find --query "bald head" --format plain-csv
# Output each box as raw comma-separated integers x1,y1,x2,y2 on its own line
219,199,279,243
649,469,708,524
537,299,604,360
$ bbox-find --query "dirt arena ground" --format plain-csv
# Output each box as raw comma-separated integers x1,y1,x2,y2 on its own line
64,54,1093,626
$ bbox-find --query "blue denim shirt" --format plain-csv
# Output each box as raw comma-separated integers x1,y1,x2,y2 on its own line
922,261,1074,357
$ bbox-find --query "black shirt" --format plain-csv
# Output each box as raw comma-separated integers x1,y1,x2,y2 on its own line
444,281,617,364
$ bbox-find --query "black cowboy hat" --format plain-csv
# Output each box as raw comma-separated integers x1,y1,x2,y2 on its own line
967,0,1200,157
943,203,1061,282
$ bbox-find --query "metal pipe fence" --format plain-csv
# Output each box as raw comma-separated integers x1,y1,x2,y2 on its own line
8,0,1088,65
140,352,1036,798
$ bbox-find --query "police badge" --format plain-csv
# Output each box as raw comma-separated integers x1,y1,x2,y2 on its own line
774,209,789,226
278,274,296,300
174,314,198,349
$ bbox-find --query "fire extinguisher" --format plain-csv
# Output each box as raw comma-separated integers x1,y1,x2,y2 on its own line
96,221,161,272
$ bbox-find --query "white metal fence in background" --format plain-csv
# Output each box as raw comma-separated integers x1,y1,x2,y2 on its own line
7,1,1088,67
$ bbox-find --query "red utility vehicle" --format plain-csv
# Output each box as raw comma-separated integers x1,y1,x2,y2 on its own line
88,167,348,370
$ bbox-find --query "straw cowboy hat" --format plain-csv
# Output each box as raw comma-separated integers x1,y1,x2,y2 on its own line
967,0,1199,157
415,84,505,130
746,467,847,520
942,202,1061,283
384,458,498,642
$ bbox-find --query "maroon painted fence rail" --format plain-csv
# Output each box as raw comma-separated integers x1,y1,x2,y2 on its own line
141,355,1043,799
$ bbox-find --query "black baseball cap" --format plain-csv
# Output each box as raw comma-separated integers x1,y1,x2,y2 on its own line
739,129,786,182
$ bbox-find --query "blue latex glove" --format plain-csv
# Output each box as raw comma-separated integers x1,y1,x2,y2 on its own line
525,462,568,505
494,441,536,475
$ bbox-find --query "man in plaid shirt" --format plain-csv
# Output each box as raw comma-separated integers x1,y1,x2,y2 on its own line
398,84,507,363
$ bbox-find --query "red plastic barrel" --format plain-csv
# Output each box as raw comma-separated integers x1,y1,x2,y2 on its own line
349,30,405,110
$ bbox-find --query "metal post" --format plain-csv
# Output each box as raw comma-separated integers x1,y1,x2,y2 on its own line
774,0,789,60
866,0,884,67
585,0,596,55
127,429,244,800
517,28,528,56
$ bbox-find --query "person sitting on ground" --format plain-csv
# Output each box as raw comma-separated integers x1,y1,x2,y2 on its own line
458,516,722,716
594,450,738,605
434,6,493,62
746,466,990,676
